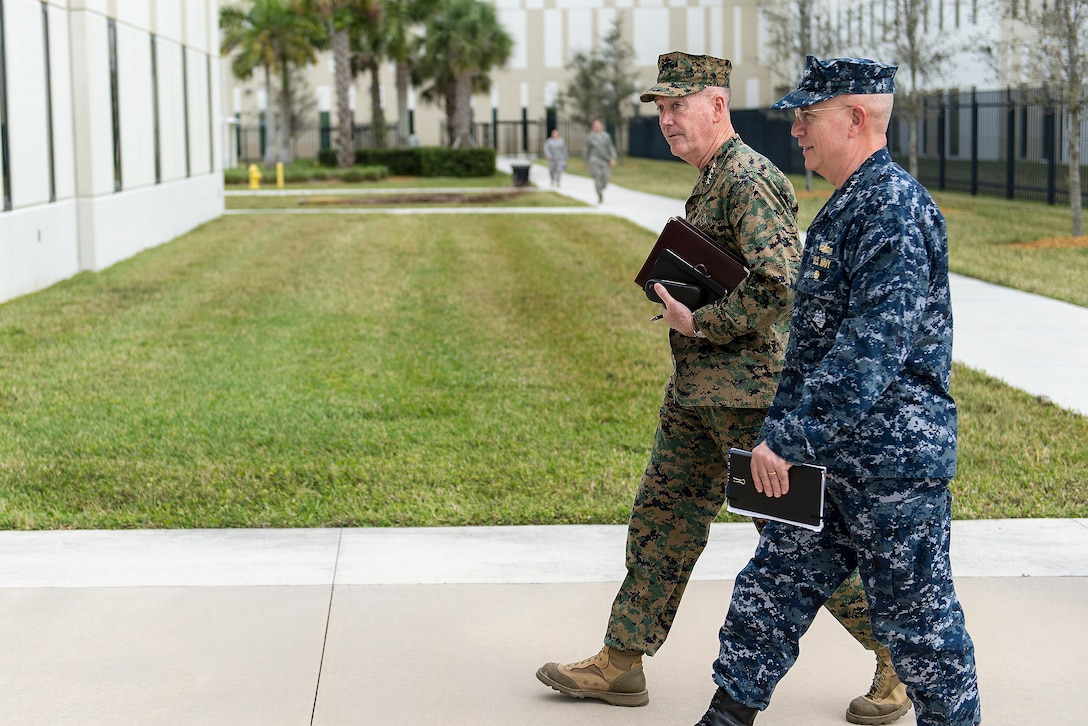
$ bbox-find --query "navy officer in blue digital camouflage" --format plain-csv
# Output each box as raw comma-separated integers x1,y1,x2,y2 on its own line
695,56,981,726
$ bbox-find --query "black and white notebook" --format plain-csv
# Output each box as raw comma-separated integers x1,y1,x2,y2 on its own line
726,448,826,532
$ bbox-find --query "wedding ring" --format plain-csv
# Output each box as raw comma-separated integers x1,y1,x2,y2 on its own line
768,471,778,476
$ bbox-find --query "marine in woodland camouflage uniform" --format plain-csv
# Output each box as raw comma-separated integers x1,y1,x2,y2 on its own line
583,119,616,202
699,56,981,726
538,53,897,717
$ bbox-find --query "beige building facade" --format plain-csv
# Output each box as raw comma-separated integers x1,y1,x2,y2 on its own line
220,0,1006,164
221,0,780,162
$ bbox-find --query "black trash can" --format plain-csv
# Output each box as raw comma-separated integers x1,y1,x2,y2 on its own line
510,163,531,187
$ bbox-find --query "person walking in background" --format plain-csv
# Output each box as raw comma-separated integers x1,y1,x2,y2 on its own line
583,119,616,203
694,56,980,726
536,52,906,725
544,128,568,188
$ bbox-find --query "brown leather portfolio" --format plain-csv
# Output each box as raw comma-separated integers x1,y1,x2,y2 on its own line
634,216,750,299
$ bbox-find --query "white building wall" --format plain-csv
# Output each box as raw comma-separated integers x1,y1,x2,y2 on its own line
156,37,188,183
153,0,184,44
118,21,156,190
186,47,213,176
5,0,51,209
48,5,76,202
214,0,1011,157
0,0,223,305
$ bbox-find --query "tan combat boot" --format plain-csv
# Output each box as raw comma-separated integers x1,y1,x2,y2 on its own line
846,648,911,724
536,645,649,707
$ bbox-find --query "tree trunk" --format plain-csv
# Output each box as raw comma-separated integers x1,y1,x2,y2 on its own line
264,67,278,166
396,62,411,147
449,75,474,148
278,64,293,163
1068,107,1084,237
370,64,386,148
332,26,353,169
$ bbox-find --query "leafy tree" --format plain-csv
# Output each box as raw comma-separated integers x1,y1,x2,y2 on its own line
220,0,324,164
560,18,639,150
760,0,840,190
295,0,380,168
382,0,441,147
351,8,389,147
875,0,961,179
987,0,1087,236
413,0,513,148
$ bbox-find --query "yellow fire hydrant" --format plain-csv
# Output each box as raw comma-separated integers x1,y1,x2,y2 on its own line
248,163,261,189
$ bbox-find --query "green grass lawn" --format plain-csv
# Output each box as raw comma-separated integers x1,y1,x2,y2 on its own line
563,156,1088,308
224,189,585,210
0,212,1084,529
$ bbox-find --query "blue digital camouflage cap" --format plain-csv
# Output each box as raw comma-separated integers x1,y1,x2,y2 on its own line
771,55,897,109
640,52,732,103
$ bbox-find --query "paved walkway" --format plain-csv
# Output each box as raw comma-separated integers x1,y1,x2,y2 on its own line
3,167,1084,725
2,521,1087,725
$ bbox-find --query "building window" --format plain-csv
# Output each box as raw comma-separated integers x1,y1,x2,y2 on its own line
151,34,161,183
0,0,12,211
42,0,55,202
108,18,122,192
182,45,190,178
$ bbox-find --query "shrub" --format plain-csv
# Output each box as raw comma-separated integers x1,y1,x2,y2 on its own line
283,168,313,184
419,147,496,177
353,148,423,176
339,166,387,183
223,167,248,185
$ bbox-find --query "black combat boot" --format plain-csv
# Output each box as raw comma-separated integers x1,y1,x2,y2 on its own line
694,687,758,726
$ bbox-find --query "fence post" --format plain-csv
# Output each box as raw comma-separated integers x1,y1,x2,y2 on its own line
521,106,529,154
1044,99,1057,205
1005,88,1016,199
970,87,979,196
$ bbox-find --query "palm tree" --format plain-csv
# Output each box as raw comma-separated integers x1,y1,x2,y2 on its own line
413,0,513,148
220,0,324,164
221,0,281,164
351,14,389,147
296,0,380,167
382,0,440,147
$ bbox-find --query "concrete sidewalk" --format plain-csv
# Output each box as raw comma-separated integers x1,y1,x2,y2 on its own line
1,520,1087,725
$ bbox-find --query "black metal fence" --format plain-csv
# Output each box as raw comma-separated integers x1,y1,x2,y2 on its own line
233,88,1087,207
232,117,615,166
628,111,804,174
233,122,400,164
892,87,1088,205
632,88,1088,207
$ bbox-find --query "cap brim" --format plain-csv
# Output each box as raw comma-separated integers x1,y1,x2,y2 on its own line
769,88,838,109
639,82,704,103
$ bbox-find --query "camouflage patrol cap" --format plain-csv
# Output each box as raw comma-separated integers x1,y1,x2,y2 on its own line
639,52,732,103
771,55,897,109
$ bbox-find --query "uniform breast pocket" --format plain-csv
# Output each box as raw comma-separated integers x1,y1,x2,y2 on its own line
794,261,845,335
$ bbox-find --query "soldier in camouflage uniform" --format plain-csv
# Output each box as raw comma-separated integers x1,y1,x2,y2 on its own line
696,57,981,726
583,119,616,203
537,52,905,723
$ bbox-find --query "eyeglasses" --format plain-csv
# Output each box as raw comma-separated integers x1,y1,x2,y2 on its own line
793,105,854,125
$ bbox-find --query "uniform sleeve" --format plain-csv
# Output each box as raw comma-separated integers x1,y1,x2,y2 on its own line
761,207,934,463
692,173,799,344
